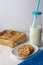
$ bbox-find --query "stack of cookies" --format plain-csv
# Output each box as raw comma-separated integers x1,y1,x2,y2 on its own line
0,29,27,48
17,44,34,57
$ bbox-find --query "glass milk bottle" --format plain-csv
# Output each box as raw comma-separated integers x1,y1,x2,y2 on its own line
29,11,42,46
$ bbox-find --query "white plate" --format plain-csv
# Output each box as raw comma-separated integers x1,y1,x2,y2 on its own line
11,43,39,59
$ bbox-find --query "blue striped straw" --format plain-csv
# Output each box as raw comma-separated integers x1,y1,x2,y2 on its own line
32,15,37,28
36,0,40,11
32,0,40,28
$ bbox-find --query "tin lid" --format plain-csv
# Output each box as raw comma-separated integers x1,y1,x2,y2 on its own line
32,11,42,15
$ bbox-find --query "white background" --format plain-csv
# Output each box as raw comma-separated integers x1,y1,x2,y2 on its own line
0,0,43,32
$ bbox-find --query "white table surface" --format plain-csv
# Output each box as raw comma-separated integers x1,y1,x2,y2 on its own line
0,33,43,65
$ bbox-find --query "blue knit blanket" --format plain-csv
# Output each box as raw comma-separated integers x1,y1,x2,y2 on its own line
18,50,43,65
